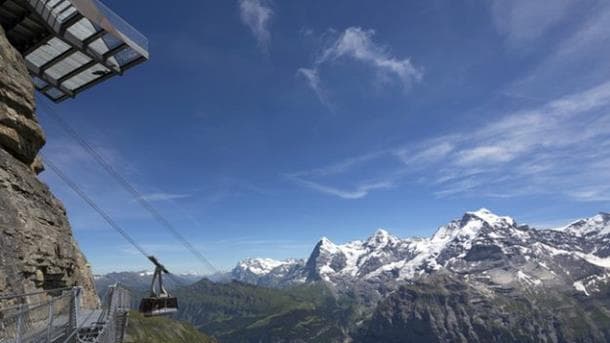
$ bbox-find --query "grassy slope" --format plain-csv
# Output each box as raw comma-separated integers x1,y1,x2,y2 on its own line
127,277,610,342
175,280,358,342
125,311,217,343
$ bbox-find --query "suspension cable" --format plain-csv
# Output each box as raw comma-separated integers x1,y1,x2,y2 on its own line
43,156,190,289
38,100,218,274
43,156,151,260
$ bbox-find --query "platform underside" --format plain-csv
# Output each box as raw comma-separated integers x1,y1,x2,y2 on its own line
0,0,148,102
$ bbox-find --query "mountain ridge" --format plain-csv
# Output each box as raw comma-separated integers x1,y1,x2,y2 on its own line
109,209,610,342
231,209,610,298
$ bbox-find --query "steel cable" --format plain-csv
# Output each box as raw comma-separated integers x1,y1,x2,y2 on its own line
38,100,218,274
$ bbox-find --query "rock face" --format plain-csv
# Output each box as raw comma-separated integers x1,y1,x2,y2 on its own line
0,27,44,169
0,26,98,308
359,273,610,343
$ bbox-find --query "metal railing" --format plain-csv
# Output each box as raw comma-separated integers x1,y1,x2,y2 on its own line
0,285,131,343
81,286,130,343
0,288,78,343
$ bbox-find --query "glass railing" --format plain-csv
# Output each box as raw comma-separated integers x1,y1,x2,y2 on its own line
22,0,149,102
72,0,149,56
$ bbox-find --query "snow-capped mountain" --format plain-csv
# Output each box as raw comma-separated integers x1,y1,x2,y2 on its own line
231,258,306,287
231,209,610,297
560,212,610,238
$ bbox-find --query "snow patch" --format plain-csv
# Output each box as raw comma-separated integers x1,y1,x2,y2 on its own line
517,270,542,286
573,281,590,296
576,253,610,269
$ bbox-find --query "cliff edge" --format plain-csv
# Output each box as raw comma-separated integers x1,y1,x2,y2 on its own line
0,25,98,308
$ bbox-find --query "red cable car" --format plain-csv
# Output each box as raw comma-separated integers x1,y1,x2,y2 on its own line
139,256,178,317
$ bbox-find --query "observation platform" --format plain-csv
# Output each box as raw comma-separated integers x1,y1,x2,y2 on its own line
0,0,149,102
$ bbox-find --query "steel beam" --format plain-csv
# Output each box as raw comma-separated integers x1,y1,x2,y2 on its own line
57,59,96,83
3,9,29,33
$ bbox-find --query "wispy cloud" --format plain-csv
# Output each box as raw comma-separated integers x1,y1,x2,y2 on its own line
455,146,516,166
137,192,191,202
288,175,394,200
296,68,331,108
516,4,610,94
238,0,274,52
299,27,422,105
568,189,610,202
289,80,610,202
318,27,423,87
490,0,573,48
303,150,391,177
395,137,456,167
286,149,399,199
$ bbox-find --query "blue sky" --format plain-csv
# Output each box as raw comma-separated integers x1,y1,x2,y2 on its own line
37,0,610,274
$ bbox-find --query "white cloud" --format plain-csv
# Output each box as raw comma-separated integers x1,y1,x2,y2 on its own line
490,0,573,48
238,0,273,51
289,80,610,201
299,27,422,105
456,146,516,166
318,27,423,86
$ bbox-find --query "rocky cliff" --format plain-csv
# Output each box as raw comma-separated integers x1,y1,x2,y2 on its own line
359,273,610,342
0,26,98,308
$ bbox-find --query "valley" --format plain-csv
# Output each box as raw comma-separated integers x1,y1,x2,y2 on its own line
97,209,610,342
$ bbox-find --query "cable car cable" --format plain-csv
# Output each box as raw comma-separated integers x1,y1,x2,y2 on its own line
43,156,151,259
44,156,183,316
38,100,218,274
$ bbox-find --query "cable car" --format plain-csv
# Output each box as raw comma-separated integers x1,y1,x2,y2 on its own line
139,256,178,317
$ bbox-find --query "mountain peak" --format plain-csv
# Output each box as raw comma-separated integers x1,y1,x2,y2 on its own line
465,208,515,227
367,229,397,246
432,209,515,243
595,212,610,221
237,257,286,275
319,236,333,245
562,212,610,236
317,237,339,253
